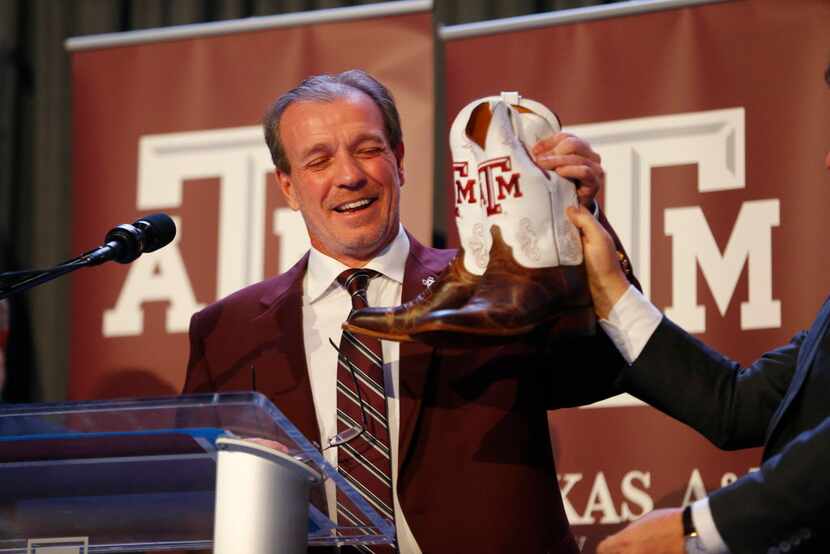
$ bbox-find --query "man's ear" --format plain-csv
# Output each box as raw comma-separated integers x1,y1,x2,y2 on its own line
394,142,405,187
275,170,300,210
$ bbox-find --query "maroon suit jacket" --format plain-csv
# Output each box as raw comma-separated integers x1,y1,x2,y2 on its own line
184,232,627,553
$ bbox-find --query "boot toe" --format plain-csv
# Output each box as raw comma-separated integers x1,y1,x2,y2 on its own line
344,308,414,342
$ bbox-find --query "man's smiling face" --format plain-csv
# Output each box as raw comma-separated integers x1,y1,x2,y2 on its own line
275,90,404,267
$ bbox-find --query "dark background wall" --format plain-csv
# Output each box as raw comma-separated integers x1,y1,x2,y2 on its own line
0,0,620,403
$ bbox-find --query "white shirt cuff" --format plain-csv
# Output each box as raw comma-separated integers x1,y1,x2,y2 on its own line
597,285,662,364
692,498,730,553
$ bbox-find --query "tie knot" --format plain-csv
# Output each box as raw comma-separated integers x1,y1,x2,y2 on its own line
337,269,379,310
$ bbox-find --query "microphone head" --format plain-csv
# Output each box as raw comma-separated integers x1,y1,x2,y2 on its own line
135,213,176,253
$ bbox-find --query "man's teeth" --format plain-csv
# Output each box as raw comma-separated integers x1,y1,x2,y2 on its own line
337,199,372,211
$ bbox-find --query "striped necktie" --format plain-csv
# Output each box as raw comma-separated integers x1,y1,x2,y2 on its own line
334,269,396,550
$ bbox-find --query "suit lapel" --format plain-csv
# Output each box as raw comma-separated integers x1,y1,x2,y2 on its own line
765,296,830,443
253,253,321,448
397,234,454,472
248,238,454,464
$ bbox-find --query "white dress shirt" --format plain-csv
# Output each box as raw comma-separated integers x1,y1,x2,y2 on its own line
599,285,730,554
302,224,421,553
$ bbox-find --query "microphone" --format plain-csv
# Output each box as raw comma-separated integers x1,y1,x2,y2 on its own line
85,213,177,266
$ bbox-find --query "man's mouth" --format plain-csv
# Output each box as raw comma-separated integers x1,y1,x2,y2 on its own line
333,197,377,213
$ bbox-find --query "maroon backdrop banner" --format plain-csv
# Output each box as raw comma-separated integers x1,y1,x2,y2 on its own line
443,0,830,550
68,6,434,400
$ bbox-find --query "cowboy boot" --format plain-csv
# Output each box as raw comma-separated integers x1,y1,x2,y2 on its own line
345,94,586,343
342,96,492,341
413,101,595,342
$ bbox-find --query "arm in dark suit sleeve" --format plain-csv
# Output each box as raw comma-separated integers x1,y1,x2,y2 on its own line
619,317,805,450
544,327,628,408
707,416,830,552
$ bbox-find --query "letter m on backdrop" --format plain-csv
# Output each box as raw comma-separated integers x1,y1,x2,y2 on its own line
572,108,780,408
570,108,780,336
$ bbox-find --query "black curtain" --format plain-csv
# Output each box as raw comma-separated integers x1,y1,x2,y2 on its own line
0,0,618,403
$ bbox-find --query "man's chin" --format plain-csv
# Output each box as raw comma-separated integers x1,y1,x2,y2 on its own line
329,229,396,262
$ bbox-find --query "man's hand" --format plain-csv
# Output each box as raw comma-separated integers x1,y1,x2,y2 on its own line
597,508,685,554
566,205,630,319
532,132,604,208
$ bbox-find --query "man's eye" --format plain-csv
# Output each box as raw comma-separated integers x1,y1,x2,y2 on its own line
358,147,384,156
306,157,329,169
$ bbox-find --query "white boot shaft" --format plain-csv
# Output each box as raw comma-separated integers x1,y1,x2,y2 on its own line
450,93,583,273
450,98,490,275
479,101,582,268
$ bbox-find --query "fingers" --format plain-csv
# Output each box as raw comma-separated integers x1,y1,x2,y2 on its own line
549,157,604,181
596,510,686,554
566,205,614,249
553,159,603,207
567,205,630,318
532,132,601,162
533,133,604,206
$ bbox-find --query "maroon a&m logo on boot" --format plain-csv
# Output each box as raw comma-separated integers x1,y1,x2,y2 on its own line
453,161,477,217
477,156,523,216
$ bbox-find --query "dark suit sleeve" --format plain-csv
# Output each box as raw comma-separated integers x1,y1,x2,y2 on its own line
543,327,629,408
707,416,830,553
619,317,805,450
618,318,822,552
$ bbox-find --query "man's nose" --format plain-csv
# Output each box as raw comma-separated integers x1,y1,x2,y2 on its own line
334,152,367,188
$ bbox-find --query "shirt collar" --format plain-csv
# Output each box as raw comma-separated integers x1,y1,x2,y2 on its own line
305,224,410,304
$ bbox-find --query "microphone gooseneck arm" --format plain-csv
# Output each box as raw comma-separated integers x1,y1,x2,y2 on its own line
0,256,90,301
0,213,176,300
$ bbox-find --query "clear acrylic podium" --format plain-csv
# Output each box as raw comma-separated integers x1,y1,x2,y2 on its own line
0,392,395,553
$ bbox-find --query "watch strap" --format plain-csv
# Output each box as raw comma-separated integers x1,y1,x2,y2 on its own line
682,504,698,537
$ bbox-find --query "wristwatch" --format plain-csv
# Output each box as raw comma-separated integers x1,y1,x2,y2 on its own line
683,505,707,554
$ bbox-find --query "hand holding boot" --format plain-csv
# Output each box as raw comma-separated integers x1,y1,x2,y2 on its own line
565,205,630,319
532,133,605,209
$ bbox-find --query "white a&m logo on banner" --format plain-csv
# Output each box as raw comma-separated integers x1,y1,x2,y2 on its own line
572,108,780,408
572,108,781,333
103,127,311,338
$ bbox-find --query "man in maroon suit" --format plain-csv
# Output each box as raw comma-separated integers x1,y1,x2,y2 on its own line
184,70,629,553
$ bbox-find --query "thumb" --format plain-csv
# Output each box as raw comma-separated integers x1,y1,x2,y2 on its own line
566,204,599,237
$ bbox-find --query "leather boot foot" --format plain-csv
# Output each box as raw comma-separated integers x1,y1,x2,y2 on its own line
412,226,593,343
343,251,480,342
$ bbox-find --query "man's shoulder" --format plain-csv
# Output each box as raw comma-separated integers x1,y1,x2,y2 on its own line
191,252,308,326
405,232,457,272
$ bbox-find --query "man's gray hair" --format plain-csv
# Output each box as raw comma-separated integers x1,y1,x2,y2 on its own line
263,70,403,173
